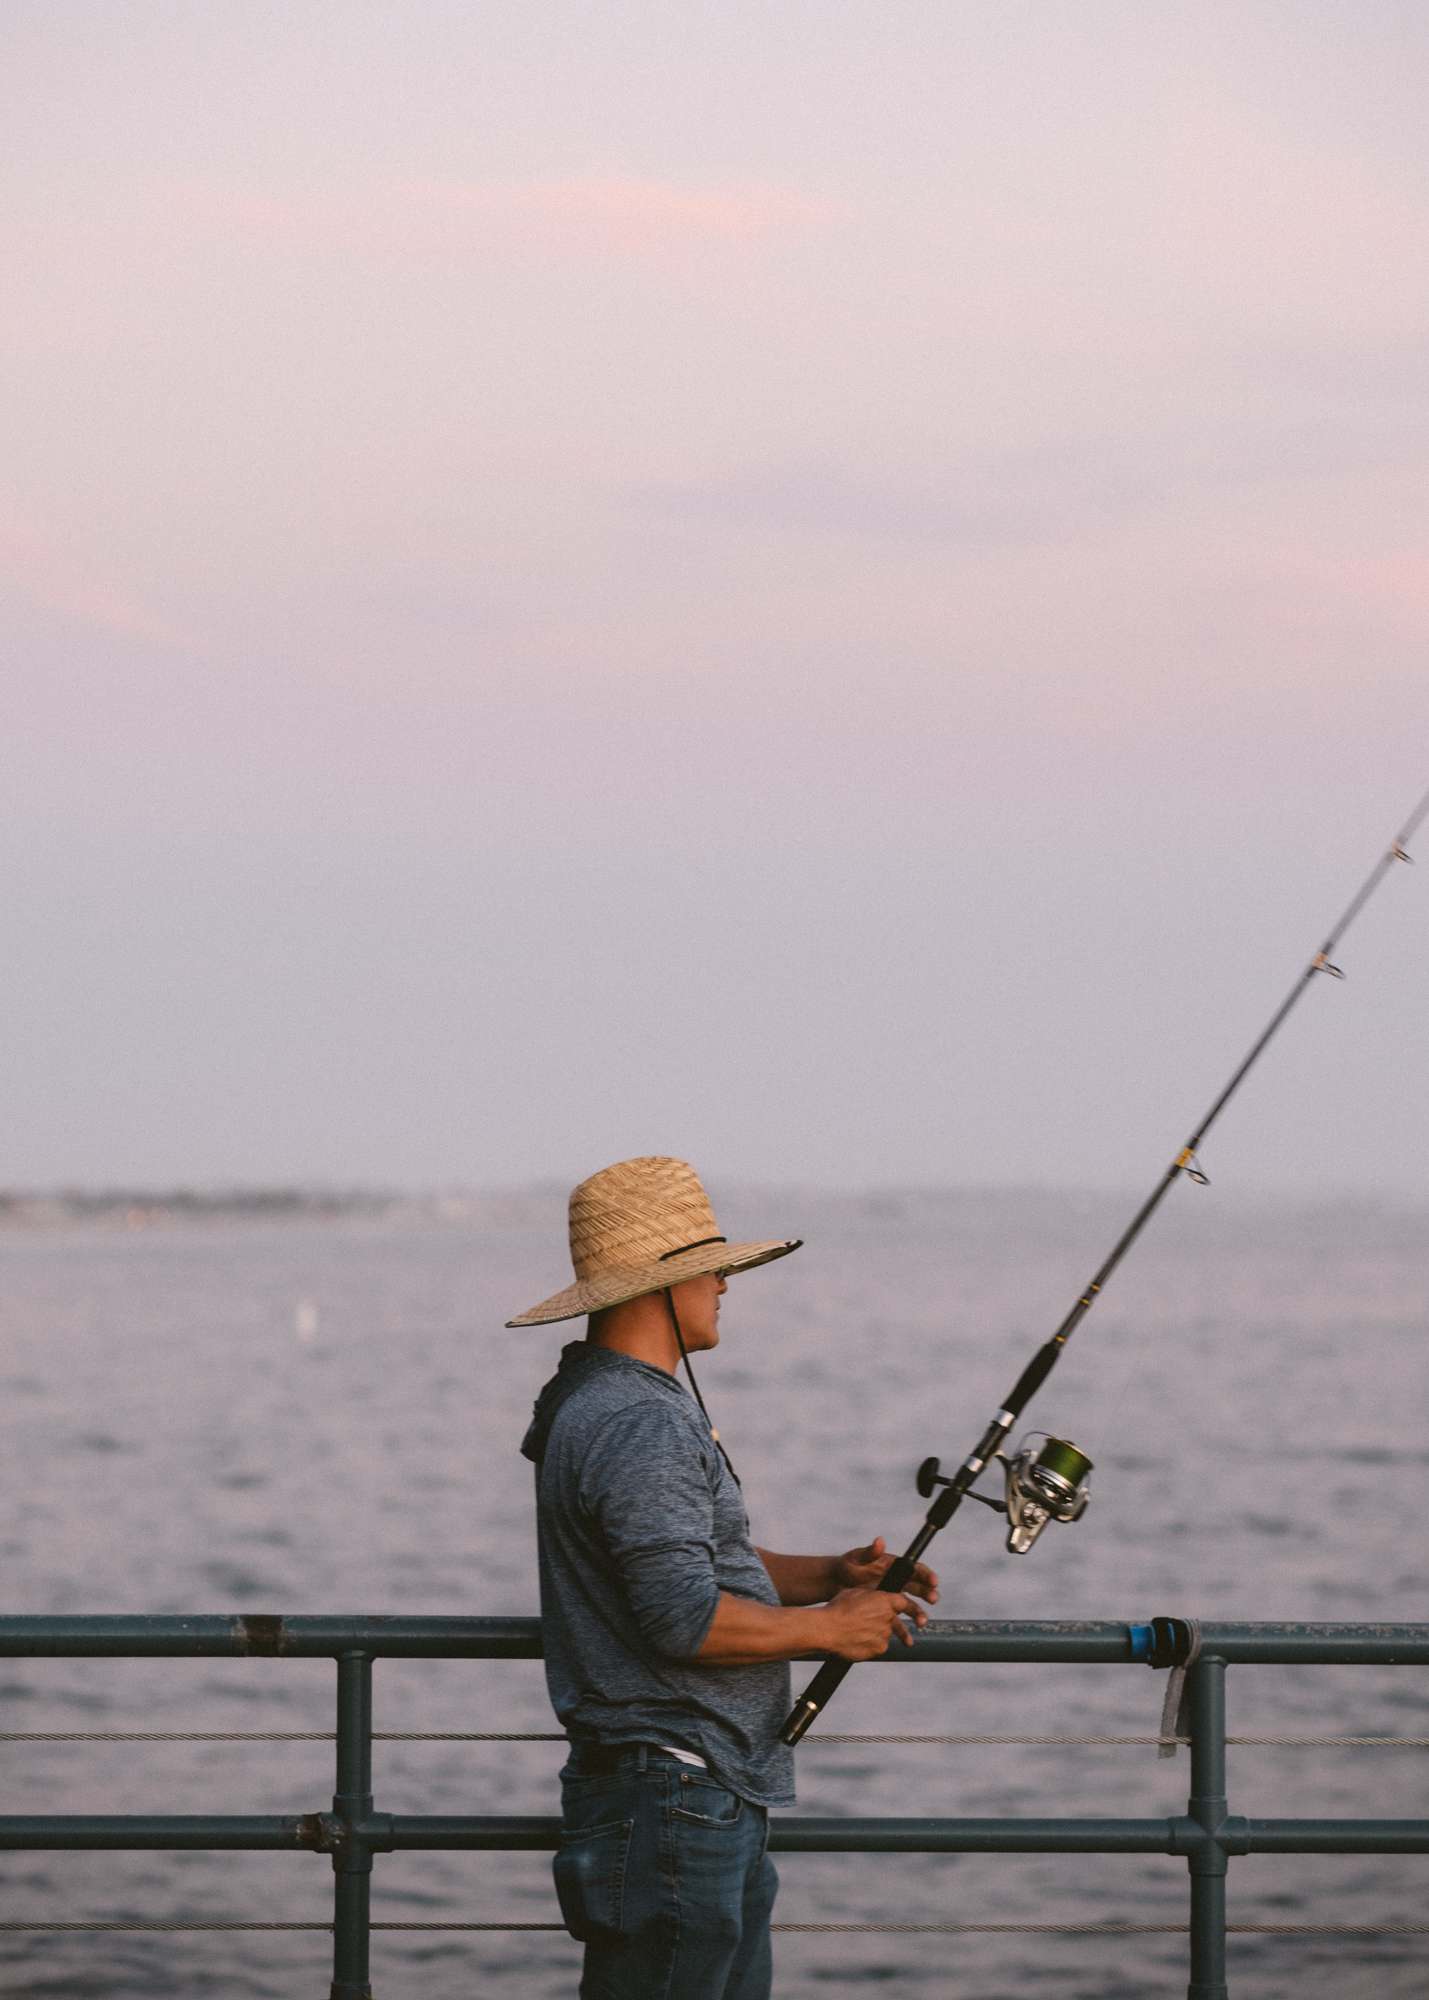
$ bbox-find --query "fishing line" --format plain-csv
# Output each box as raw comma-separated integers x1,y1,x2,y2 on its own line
781,781,1429,1745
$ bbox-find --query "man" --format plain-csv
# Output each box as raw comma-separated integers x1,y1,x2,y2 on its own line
511,1155,938,1999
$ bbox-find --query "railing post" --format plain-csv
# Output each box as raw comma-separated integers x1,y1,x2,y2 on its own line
330,1651,375,2000
1185,1655,1229,2000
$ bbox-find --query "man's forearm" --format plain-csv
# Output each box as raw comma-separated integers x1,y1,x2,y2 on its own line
756,1547,840,1606
693,1590,832,1665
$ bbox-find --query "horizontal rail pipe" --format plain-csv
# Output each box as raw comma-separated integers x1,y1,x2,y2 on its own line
4,1615,1429,1664
8,1813,1428,1859
1242,1820,1429,1854
0,1816,314,1850
0,1615,545,1660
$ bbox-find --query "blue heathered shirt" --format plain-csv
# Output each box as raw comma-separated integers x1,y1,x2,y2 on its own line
520,1342,796,1808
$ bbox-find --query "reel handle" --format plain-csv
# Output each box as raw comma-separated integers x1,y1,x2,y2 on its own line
916,1455,949,1497
778,1553,917,1745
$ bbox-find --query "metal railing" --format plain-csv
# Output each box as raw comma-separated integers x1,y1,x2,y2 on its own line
2,1615,1427,1999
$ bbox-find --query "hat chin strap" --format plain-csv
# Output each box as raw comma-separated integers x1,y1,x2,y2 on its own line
663,1288,740,1488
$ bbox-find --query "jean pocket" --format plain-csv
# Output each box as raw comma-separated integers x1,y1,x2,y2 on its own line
671,1776,745,1827
553,1815,635,1943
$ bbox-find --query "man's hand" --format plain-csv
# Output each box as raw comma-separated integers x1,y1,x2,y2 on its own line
835,1537,939,1606
821,1584,927,1660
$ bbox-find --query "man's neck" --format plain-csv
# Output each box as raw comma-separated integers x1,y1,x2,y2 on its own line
586,1296,680,1373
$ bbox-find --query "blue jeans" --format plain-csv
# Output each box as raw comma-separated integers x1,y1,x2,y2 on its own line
554,1745,778,2000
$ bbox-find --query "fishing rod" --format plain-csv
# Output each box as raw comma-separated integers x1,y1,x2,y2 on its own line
780,784,1429,1746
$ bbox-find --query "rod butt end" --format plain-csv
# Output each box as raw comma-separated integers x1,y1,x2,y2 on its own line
779,1697,819,1747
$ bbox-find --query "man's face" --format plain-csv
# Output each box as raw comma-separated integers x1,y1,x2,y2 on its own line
669,1270,727,1350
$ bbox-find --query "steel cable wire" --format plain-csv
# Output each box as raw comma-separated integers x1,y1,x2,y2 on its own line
4,1919,1429,1935
6,1730,1429,1746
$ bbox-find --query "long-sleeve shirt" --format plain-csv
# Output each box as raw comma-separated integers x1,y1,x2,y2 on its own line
521,1341,795,1807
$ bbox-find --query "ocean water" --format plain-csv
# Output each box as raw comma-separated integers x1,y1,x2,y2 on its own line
1,1186,1426,1999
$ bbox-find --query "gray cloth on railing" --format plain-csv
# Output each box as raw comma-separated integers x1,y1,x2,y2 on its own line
1157,1618,1203,1758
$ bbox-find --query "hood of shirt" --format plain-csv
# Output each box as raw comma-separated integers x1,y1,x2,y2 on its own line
520,1340,681,1464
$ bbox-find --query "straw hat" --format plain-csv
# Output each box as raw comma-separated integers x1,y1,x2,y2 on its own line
505,1156,801,1327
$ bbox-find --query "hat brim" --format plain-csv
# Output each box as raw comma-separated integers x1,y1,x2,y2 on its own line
504,1236,802,1327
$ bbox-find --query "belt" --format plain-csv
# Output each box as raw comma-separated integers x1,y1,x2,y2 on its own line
566,1741,703,1775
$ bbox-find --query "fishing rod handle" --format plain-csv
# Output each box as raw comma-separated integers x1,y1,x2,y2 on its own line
779,1553,917,1746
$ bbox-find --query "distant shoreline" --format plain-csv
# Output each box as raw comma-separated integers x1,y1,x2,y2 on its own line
0,1188,403,1229
0,1182,1421,1235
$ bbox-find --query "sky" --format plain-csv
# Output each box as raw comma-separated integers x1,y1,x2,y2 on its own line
4,0,1428,1196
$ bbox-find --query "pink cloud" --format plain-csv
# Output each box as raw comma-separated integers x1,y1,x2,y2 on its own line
408,176,834,252
182,174,835,262
0,495,195,650
1320,552,1429,630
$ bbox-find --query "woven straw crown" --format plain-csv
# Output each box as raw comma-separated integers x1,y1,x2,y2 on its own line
504,1155,800,1327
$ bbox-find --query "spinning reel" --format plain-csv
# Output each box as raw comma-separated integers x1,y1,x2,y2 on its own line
916,1433,1093,1555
